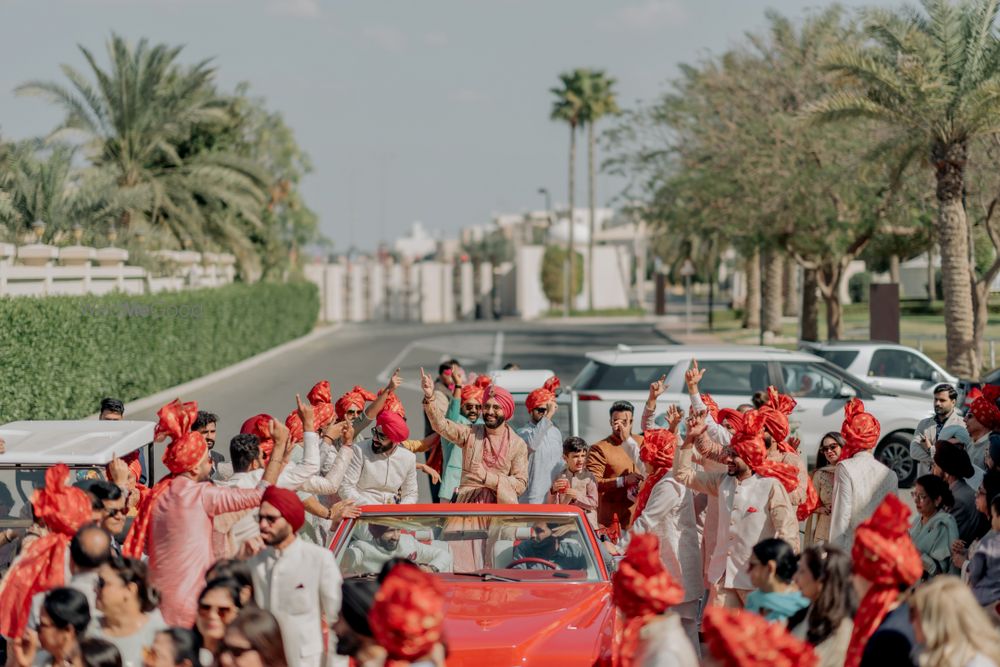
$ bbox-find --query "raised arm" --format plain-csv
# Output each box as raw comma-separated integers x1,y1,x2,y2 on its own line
202,484,265,517
767,482,800,553
642,374,669,432
674,412,724,496
261,417,291,487
422,368,472,445
300,440,355,496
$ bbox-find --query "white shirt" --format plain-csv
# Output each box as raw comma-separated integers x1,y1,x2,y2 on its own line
341,533,453,575
340,442,418,506
829,450,899,549
517,417,564,504
248,538,342,667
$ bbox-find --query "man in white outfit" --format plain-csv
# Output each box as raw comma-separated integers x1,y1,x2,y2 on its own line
341,523,453,575
247,486,342,667
518,378,563,504
340,411,418,506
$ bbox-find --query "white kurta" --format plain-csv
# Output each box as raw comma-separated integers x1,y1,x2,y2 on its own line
517,417,565,504
341,533,453,575
637,614,700,667
248,538,342,667
339,442,418,506
828,450,899,549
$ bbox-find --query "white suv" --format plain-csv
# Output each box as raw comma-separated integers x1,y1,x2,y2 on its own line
569,345,933,487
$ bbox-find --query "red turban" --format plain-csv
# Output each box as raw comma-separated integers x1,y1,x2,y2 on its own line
369,562,445,666
486,384,515,421
730,411,799,494
845,495,922,667
759,387,797,454
525,376,560,412
840,399,880,460
240,414,276,460
718,408,744,431
461,375,492,405
633,430,678,522
701,393,720,422
336,385,376,421
0,464,92,638
106,449,143,484
261,485,305,533
703,607,818,667
968,385,1000,432
612,533,684,667
376,410,410,444
123,399,207,559
286,381,336,444
378,388,406,418
307,380,332,405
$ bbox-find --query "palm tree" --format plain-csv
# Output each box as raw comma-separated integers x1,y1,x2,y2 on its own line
578,70,620,311
551,71,586,315
809,0,1000,375
17,34,269,276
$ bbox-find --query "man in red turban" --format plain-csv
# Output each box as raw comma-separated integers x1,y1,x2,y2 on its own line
369,561,446,667
123,398,289,627
518,376,564,504
757,387,809,508
965,384,1000,469
703,606,818,667
845,495,922,667
0,464,92,639
247,485,343,667
336,385,377,423
675,409,799,609
340,410,418,506
828,399,898,549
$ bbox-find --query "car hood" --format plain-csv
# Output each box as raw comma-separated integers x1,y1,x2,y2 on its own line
440,581,617,665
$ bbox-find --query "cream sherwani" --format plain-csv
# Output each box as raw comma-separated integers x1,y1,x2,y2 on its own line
248,538,342,667
340,442,418,506
828,450,898,549
341,533,453,575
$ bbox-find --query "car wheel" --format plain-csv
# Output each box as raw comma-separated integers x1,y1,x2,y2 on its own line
875,433,917,488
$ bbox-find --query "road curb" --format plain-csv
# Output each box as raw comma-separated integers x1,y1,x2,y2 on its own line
100,324,343,418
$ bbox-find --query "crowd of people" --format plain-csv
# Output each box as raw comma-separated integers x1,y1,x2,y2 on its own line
1,359,999,666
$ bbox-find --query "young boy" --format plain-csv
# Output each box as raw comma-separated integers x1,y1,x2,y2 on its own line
547,437,599,529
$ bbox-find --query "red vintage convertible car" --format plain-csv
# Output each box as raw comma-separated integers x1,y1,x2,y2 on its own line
329,503,621,666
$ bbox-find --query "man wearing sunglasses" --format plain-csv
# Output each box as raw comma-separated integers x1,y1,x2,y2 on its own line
340,411,418,506
518,376,564,505
88,481,127,555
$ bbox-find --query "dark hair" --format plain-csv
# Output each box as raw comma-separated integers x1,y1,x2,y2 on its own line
341,578,379,637
157,628,201,667
88,481,123,511
79,637,123,667
992,495,1000,519
799,545,857,645
562,437,589,455
229,434,260,473
100,398,124,416
986,469,1000,506
609,401,635,417
751,391,768,409
439,360,459,375
224,608,288,667
70,524,113,570
502,363,520,370
43,587,91,636
193,411,218,432
105,556,160,613
934,384,958,401
916,474,954,511
206,559,254,594
816,432,847,469
752,538,798,583
199,577,245,610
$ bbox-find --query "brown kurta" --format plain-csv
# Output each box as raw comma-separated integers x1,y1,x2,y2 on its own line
587,434,644,529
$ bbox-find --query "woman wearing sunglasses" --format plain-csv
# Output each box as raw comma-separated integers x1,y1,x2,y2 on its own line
218,608,288,667
804,433,845,546
93,557,167,667
193,577,244,664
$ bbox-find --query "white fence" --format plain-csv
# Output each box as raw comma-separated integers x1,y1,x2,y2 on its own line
0,243,237,297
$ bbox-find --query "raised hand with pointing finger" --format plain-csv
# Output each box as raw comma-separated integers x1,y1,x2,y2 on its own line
420,367,435,400
685,359,706,395
647,374,669,405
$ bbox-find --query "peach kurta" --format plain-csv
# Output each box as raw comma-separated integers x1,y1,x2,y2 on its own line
587,434,644,529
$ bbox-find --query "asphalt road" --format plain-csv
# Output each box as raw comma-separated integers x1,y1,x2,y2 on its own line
128,320,673,496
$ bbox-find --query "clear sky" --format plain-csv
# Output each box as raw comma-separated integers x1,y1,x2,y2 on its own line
0,0,898,251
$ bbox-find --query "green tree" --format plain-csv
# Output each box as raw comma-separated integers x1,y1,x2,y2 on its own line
541,245,583,306
578,69,620,311
809,0,1000,374
550,71,586,315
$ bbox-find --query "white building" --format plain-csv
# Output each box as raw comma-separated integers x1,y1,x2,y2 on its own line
393,222,438,261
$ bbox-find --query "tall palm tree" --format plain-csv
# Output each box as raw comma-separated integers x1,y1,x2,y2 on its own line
17,34,269,275
579,70,620,311
551,71,586,315
809,0,1000,375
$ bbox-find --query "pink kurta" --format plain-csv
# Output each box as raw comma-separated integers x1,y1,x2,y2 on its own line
148,477,264,626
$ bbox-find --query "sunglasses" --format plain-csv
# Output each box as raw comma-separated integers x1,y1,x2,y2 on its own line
532,407,548,414
219,642,256,658
104,507,126,518
259,513,283,525
819,444,840,452
462,403,481,411
371,427,387,442
198,603,236,620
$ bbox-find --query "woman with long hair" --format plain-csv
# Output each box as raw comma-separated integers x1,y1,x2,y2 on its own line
93,557,167,667
911,575,1000,667
7,588,91,667
217,608,288,667
805,433,845,546
141,628,201,667
193,578,244,663
745,538,809,623
789,544,857,667
910,475,960,578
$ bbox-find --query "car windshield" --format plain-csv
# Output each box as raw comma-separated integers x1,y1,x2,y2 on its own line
334,513,602,582
573,361,671,391
811,349,860,369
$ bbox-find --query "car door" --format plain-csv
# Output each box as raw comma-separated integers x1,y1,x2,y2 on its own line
776,360,854,464
695,359,773,408
867,349,940,399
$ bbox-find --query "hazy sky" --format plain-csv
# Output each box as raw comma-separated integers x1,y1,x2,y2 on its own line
1,0,899,251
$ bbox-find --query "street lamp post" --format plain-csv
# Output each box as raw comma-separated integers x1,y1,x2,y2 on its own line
538,186,569,317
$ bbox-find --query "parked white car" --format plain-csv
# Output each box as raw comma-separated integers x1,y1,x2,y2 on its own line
569,345,933,487
799,341,959,402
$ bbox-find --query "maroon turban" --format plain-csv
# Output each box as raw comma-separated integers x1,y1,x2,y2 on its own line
487,384,515,420
261,485,305,533
377,410,410,444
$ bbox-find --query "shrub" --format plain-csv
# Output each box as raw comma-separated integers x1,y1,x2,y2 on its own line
0,281,319,422
541,245,584,305
848,271,872,304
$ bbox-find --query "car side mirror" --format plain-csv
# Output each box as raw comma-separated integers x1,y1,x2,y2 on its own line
837,384,857,399
930,370,943,383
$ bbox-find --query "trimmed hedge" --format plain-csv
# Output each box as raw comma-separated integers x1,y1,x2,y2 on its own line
0,281,319,422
